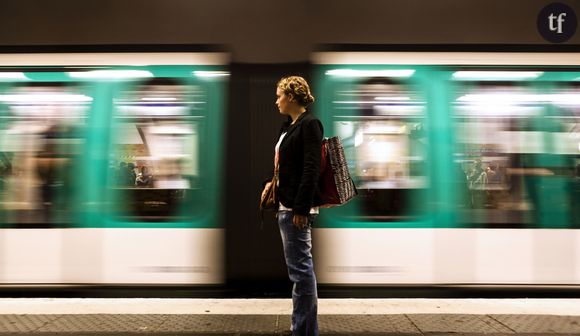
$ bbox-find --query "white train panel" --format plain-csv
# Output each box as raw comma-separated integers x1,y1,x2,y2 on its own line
101,228,224,284
315,228,580,285
314,228,434,284
475,229,534,284
1,229,63,283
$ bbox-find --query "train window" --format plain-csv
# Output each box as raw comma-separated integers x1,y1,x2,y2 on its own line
0,84,89,226
330,77,428,221
452,81,542,226
107,78,203,222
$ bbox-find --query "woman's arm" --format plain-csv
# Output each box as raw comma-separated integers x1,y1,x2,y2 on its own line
293,118,323,216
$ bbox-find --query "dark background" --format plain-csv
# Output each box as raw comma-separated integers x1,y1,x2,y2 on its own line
0,0,579,63
225,63,310,295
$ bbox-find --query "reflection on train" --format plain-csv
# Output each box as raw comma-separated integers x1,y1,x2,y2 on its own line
109,79,201,221
453,77,579,227
313,53,580,285
330,77,428,221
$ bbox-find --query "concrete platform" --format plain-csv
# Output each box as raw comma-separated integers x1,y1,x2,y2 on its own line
0,299,578,335
1,313,580,335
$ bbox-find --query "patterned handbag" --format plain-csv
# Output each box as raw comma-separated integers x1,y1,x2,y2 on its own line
260,172,279,211
319,136,358,207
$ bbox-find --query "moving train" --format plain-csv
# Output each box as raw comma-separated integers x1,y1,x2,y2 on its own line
0,48,578,290
312,51,580,285
0,51,227,285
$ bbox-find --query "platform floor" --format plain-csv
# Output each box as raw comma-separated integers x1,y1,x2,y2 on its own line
0,299,578,335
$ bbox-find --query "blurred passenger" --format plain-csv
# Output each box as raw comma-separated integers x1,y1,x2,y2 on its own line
111,78,196,220
0,85,86,225
454,162,471,208
0,155,11,192
126,162,137,186
135,166,152,187
4,151,38,223
264,76,322,336
36,126,62,222
468,159,487,187
486,164,499,183
115,162,127,185
484,164,501,208
468,159,487,208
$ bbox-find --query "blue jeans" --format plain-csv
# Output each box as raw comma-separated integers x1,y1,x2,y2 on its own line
277,210,318,336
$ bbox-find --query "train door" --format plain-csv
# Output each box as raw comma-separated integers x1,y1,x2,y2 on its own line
0,76,89,283
90,61,228,285
312,58,435,284
448,69,580,284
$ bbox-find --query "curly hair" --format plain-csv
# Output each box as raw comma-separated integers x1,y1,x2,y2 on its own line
277,76,315,107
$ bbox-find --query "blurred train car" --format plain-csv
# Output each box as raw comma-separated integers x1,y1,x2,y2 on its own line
1,48,579,293
0,51,228,285
312,51,580,286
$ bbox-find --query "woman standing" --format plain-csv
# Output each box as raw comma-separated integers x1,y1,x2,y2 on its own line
271,76,323,336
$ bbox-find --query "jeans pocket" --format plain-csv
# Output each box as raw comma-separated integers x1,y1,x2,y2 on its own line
277,210,291,222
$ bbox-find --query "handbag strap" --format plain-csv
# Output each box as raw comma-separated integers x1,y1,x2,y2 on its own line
274,149,280,174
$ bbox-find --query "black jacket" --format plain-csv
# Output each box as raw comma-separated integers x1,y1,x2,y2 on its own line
275,111,324,216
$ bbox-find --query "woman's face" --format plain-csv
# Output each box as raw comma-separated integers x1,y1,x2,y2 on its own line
276,87,292,115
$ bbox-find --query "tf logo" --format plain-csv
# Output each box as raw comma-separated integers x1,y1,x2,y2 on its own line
538,3,577,43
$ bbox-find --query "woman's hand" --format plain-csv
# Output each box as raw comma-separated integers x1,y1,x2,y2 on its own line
292,214,309,229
